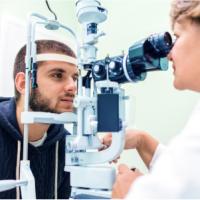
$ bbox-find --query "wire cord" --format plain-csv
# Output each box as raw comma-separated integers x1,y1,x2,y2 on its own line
45,0,58,20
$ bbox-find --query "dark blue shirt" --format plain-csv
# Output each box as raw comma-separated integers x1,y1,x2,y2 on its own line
0,97,71,199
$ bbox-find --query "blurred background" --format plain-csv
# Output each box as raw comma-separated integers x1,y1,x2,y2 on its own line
0,0,199,172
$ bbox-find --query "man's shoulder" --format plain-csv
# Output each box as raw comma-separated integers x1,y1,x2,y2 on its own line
0,97,16,115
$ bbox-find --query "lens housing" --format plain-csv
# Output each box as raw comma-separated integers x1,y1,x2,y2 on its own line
91,32,173,83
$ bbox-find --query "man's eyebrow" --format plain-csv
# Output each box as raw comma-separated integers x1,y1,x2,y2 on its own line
48,68,66,73
48,68,79,77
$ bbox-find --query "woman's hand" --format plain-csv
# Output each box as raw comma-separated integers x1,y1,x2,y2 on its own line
102,129,159,168
112,164,143,198
102,129,143,150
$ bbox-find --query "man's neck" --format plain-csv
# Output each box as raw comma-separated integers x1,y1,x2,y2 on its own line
16,99,50,142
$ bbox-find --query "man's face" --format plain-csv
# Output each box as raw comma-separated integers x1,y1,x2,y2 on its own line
29,60,78,113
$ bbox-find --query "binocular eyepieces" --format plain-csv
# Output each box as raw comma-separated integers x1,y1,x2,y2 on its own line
86,32,173,84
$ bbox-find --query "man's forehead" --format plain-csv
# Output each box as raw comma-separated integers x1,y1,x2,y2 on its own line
36,53,78,73
39,60,78,71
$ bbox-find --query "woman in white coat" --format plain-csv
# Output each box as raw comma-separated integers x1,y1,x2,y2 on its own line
103,0,200,198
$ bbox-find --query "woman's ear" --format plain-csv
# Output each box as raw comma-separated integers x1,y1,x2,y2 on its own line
15,72,26,96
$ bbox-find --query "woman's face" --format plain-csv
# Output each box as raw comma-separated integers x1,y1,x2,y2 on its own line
168,18,200,92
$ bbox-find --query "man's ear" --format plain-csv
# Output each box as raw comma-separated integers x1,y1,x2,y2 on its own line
15,72,26,95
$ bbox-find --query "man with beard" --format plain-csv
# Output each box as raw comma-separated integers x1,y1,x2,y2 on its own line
0,40,78,199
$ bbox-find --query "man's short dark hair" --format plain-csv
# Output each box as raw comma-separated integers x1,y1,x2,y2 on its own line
13,40,76,101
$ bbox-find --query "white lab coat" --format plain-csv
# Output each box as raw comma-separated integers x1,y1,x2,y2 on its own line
126,102,200,199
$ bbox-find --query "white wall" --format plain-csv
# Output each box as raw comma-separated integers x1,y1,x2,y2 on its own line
0,0,199,172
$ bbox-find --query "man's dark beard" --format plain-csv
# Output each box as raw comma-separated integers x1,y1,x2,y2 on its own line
29,89,59,113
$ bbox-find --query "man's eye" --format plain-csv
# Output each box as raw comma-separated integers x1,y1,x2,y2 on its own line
52,73,63,79
73,76,78,81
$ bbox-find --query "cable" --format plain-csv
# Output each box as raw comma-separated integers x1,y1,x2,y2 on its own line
45,0,58,20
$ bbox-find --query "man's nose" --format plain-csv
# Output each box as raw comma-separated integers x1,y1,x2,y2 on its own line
64,77,77,93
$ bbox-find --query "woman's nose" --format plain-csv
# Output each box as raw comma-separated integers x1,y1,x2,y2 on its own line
167,51,172,61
